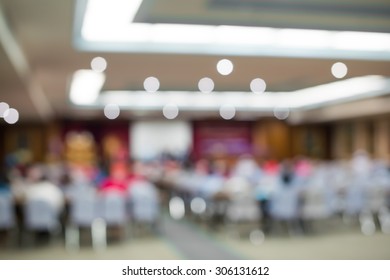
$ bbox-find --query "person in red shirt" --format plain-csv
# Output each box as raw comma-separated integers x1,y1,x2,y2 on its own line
263,159,279,175
99,162,128,195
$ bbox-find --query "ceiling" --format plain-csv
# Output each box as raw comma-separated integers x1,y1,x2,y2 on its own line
0,0,390,124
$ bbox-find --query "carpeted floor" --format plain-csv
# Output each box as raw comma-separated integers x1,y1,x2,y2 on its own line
1,217,390,260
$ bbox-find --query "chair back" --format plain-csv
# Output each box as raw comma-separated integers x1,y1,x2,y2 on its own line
225,195,261,223
303,186,334,219
0,193,15,229
344,180,367,216
129,181,159,223
270,185,300,220
24,198,58,231
99,192,127,225
69,193,98,227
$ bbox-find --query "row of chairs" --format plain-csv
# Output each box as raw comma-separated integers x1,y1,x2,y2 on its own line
0,192,62,246
66,180,161,251
164,172,390,238
165,176,262,237
0,181,161,250
0,193,15,232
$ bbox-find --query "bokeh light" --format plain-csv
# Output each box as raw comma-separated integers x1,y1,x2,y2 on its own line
360,213,376,236
219,104,236,120
190,197,207,215
163,103,179,119
91,218,107,251
273,106,290,120
217,59,234,76
249,229,265,245
143,76,160,93
3,108,19,124
104,103,120,119
0,102,9,117
169,197,185,220
331,62,348,78
198,77,214,93
379,208,390,234
90,56,107,73
361,220,376,236
250,78,267,93
381,218,390,234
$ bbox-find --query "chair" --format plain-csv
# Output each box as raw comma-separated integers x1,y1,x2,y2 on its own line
300,185,335,234
98,192,128,241
359,175,390,235
197,174,224,223
343,179,367,220
65,192,106,251
225,196,261,227
0,193,16,246
223,177,262,238
269,183,302,235
378,207,390,234
301,168,334,221
364,175,389,214
0,193,15,230
23,198,61,245
128,181,160,236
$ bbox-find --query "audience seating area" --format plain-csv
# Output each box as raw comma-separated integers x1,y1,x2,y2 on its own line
1,152,390,257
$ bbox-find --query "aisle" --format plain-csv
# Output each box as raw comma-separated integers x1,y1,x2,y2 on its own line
160,217,243,260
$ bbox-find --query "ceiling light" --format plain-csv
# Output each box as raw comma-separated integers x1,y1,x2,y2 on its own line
3,108,19,124
219,104,236,120
273,107,290,120
77,0,390,60
198,77,214,93
151,24,214,44
0,102,9,117
332,31,390,51
88,76,390,113
250,78,267,93
286,75,388,109
143,76,160,93
104,103,120,119
91,56,107,72
276,29,332,49
331,62,348,79
217,59,233,76
69,70,105,105
163,103,179,119
82,0,143,41
215,26,275,45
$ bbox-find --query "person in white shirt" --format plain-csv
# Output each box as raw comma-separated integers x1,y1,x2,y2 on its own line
231,154,262,187
24,164,64,214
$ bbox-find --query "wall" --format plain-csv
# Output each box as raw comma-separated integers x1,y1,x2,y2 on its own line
330,117,390,160
130,120,193,160
0,123,47,166
252,120,331,160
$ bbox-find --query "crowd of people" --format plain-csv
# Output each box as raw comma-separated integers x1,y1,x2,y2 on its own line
1,149,390,248
0,158,161,247
156,150,390,235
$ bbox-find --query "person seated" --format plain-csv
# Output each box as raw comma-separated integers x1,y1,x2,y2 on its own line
351,150,372,179
199,160,226,200
231,154,262,187
294,155,313,181
263,158,280,176
99,162,128,195
24,164,65,214
127,160,149,189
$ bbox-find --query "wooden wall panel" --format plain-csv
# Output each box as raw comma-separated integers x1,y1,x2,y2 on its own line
1,124,46,164
252,120,292,160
